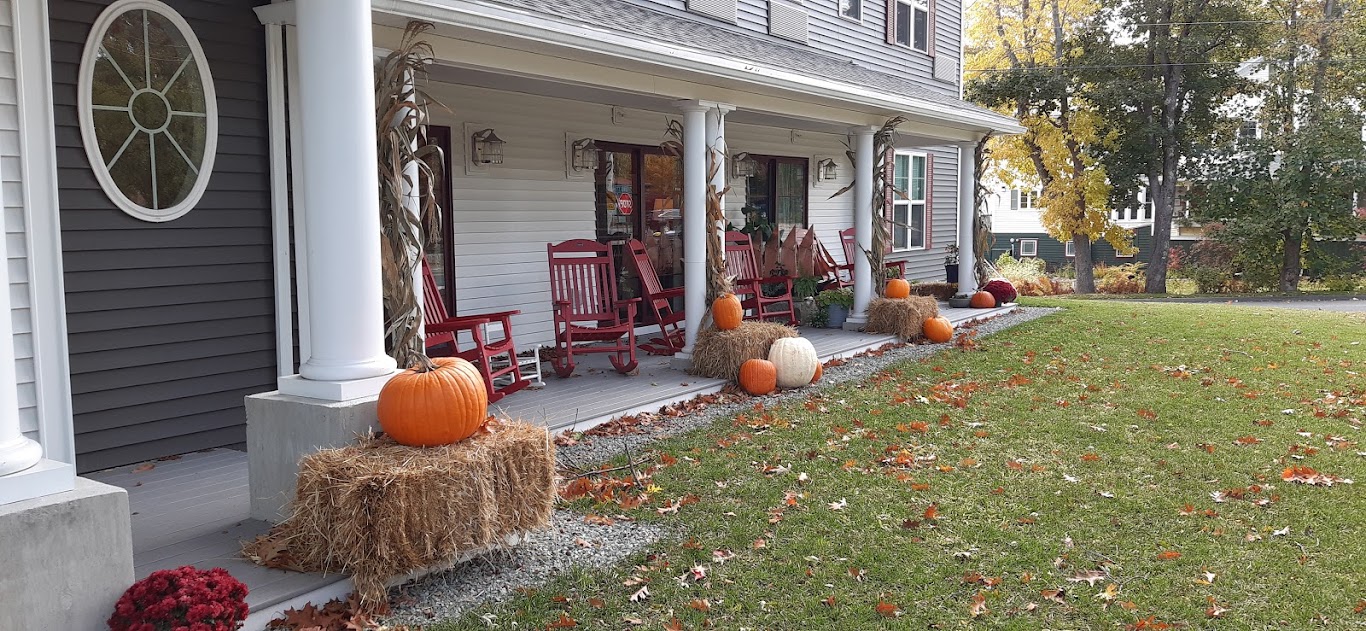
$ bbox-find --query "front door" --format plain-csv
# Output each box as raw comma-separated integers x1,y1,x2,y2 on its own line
594,143,684,311
422,126,456,312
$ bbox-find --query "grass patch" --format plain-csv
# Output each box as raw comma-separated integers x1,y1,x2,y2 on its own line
432,301,1365,629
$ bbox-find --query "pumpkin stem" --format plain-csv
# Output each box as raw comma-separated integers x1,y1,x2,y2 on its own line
402,351,437,373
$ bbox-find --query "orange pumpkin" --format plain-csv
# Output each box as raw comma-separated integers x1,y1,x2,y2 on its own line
885,278,911,299
811,363,824,384
377,357,489,446
970,291,996,309
739,358,777,395
922,316,954,343
713,294,743,330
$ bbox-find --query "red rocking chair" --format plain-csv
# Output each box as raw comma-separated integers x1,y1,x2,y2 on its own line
724,231,797,325
421,259,531,404
625,239,686,355
835,227,907,289
547,239,640,377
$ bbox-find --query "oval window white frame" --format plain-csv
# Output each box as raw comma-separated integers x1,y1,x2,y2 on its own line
78,0,218,223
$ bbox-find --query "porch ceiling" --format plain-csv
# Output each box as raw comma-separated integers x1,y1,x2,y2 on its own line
364,0,1024,143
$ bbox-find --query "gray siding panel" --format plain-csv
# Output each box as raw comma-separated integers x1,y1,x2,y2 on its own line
51,0,277,472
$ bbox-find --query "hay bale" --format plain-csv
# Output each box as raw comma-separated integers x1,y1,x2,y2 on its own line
690,321,797,380
243,420,554,608
866,296,940,341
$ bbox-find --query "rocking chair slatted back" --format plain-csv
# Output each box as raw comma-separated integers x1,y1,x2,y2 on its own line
625,238,686,355
421,259,455,348
547,239,618,321
724,231,762,281
627,240,667,310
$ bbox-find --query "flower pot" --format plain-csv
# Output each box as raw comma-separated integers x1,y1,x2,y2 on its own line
948,296,972,309
826,304,849,329
945,263,959,284
795,297,817,325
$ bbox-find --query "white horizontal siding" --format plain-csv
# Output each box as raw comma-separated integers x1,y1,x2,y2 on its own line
0,0,36,441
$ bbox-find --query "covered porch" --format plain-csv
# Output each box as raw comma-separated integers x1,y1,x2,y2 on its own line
91,303,1016,625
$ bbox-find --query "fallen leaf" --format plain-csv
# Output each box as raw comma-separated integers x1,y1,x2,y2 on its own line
1067,570,1107,586
1042,588,1067,604
969,592,989,618
688,599,711,612
827,498,847,511
629,586,650,602
875,601,902,618
1156,550,1182,561
547,612,577,628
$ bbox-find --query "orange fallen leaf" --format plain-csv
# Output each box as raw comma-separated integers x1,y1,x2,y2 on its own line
547,612,577,628
1156,550,1182,561
875,601,901,617
923,503,939,520
969,592,989,618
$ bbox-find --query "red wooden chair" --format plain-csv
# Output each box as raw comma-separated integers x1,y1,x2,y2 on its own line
724,231,796,325
625,239,686,355
836,227,907,288
546,239,640,377
421,259,531,404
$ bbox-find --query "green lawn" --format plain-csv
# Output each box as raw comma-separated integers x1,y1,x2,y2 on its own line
436,300,1366,629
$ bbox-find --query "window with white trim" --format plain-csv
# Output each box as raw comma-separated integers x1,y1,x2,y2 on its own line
1064,240,1075,257
893,0,929,52
1013,189,1037,209
1116,247,1135,258
79,0,217,222
841,0,861,21
892,152,927,250
1018,238,1038,257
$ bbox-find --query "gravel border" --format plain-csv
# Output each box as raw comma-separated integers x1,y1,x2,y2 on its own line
380,306,1058,624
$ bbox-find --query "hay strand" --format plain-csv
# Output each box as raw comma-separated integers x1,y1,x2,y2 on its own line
866,296,939,341
242,419,554,609
689,321,797,380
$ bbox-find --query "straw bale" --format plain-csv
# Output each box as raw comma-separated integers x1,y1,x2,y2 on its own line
690,321,798,380
242,419,554,609
866,296,940,341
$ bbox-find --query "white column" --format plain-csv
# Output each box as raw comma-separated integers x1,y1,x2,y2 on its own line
0,150,41,479
845,127,876,327
675,101,709,354
705,105,732,265
957,142,978,295
281,0,396,399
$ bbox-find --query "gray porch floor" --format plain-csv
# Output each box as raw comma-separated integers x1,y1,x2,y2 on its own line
88,305,1016,618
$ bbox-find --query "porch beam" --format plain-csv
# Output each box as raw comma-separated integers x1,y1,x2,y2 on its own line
957,142,978,295
845,126,876,328
280,0,397,399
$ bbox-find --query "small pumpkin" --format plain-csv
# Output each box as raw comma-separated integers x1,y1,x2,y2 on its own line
377,357,489,446
970,291,996,309
922,316,954,343
885,278,911,299
768,337,819,388
811,363,824,384
713,294,743,330
739,358,777,395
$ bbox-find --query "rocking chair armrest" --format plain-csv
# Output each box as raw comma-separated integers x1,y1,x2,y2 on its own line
654,287,686,299
752,275,794,286
425,317,492,334
470,309,521,322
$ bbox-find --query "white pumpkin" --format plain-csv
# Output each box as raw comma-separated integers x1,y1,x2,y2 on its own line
768,337,819,388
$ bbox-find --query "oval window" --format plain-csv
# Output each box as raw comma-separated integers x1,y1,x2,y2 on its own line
78,0,218,222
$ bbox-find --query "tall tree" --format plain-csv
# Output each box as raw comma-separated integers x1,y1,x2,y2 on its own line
1082,0,1256,293
1191,0,1366,290
966,0,1132,294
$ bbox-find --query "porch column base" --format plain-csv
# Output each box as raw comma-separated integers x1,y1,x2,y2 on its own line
277,370,399,402
669,350,695,372
841,316,868,332
246,392,381,522
0,477,133,630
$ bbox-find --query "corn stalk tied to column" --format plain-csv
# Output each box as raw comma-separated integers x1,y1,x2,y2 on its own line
660,118,735,326
829,116,908,298
973,135,995,287
376,21,445,372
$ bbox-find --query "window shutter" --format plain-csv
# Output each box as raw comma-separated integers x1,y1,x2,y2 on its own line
1011,189,1019,210
927,0,936,56
924,154,933,248
885,0,896,44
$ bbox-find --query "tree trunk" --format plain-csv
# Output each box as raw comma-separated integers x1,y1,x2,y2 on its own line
1073,235,1095,294
1146,59,1183,295
1280,228,1304,292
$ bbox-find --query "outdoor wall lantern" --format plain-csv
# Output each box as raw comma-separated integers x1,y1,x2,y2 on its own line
816,158,839,182
471,128,505,165
571,137,600,172
731,152,759,179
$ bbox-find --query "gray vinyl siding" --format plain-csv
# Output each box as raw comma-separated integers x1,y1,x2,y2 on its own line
629,0,961,97
50,0,276,472
0,0,39,443
989,230,1156,271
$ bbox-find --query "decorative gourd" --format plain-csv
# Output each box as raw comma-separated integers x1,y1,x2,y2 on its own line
739,359,777,395
970,291,996,309
768,337,819,388
885,278,911,299
713,294,743,330
922,316,954,343
377,357,489,446
811,363,824,384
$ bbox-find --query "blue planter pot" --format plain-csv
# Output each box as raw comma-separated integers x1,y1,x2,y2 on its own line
826,304,849,329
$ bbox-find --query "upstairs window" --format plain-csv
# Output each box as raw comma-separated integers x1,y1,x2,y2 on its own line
79,0,217,222
1238,119,1259,142
1011,189,1037,210
841,0,861,21
892,0,929,52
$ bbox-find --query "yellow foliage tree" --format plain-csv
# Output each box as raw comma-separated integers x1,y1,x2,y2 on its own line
965,0,1134,293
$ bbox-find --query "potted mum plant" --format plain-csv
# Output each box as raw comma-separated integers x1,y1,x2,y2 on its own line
944,244,960,283
816,288,854,329
108,566,248,631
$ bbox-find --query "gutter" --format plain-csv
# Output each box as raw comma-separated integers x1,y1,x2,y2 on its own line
370,0,1027,136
